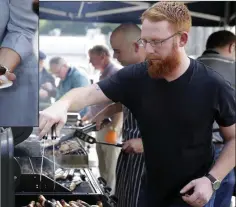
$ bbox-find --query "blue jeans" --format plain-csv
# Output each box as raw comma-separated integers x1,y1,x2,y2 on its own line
138,175,216,207
213,143,235,207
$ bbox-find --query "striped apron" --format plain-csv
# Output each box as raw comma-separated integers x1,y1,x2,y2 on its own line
115,106,146,207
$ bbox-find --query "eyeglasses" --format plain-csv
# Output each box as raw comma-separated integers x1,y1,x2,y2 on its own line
137,32,181,49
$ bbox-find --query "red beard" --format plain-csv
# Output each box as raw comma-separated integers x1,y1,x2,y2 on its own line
147,47,181,79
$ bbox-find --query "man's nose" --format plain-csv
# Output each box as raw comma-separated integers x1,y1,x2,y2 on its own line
113,53,117,59
145,43,155,54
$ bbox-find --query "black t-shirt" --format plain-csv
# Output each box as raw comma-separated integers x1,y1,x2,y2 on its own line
98,58,235,206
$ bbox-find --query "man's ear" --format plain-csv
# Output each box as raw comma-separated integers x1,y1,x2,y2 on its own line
179,32,188,47
134,42,139,53
229,42,235,54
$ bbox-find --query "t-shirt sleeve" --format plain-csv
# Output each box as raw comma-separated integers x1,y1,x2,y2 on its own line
214,80,236,127
97,63,144,105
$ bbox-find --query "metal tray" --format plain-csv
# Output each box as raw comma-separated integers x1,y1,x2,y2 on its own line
44,136,89,168
15,157,116,207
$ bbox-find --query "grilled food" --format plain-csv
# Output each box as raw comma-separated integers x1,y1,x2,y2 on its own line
25,195,103,207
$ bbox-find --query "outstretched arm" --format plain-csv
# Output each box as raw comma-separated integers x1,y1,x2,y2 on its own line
39,84,111,137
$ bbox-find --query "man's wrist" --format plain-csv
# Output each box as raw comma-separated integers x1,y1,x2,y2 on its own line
205,173,221,191
57,99,71,111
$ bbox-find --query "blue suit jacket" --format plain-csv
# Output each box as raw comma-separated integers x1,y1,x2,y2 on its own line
0,0,38,126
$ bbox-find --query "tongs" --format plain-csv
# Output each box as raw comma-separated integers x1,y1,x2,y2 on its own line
75,130,123,147
40,124,57,191
74,121,123,148
64,118,111,134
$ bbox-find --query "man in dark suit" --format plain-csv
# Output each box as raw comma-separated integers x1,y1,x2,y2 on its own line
39,51,56,107
198,30,235,207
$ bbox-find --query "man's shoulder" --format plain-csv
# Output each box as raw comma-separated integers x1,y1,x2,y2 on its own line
197,54,235,87
117,61,148,79
198,53,234,64
71,67,88,78
108,63,119,75
194,59,232,88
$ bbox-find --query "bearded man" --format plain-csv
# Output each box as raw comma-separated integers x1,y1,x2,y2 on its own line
39,2,236,207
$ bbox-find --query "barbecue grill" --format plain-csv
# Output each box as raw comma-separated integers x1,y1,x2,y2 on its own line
15,157,115,206
0,118,117,207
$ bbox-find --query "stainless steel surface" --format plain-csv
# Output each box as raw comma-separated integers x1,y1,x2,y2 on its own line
0,127,15,207
22,126,89,168
44,137,89,168
52,154,89,168
15,156,103,194
28,157,35,174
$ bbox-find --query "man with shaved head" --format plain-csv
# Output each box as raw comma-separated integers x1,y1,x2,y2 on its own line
92,23,147,207
110,23,146,66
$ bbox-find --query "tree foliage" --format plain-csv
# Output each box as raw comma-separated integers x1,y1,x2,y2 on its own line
39,20,120,35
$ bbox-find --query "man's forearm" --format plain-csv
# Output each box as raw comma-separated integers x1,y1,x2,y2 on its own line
59,84,110,112
0,48,21,72
209,138,235,181
59,87,89,112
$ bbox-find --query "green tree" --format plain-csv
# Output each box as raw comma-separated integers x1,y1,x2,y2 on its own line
39,20,120,36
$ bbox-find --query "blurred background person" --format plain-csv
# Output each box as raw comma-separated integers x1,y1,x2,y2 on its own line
82,45,123,193
49,56,90,117
198,30,235,86
39,51,56,110
198,30,235,207
0,0,38,126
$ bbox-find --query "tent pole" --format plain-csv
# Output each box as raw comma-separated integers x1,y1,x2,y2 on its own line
223,1,230,28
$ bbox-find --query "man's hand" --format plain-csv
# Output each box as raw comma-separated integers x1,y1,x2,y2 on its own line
76,115,90,126
180,177,214,207
39,100,70,138
122,138,144,153
39,88,49,98
42,82,53,91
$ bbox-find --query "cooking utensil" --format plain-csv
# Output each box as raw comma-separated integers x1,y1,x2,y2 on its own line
40,133,47,191
74,130,123,148
64,118,112,133
51,124,57,191
74,118,123,147
40,124,58,191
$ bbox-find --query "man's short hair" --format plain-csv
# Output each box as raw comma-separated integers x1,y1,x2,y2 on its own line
49,57,63,65
39,51,46,60
141,2,192,32
89,45,110,57
206,30,236,49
